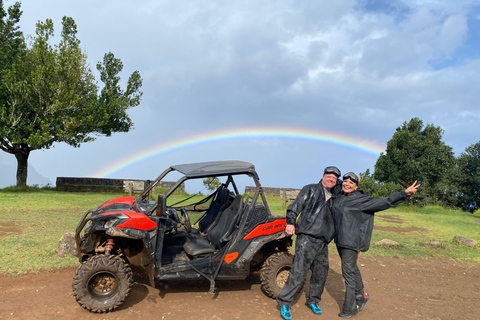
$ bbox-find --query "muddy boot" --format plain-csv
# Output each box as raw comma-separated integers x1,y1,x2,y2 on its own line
338,305,359,318
356,293,369,312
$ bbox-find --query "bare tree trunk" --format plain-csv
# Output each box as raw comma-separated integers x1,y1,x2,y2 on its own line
409,195,414,205
14,144,31,187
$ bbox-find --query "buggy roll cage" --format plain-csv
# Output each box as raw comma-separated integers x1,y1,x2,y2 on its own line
136,160,271,214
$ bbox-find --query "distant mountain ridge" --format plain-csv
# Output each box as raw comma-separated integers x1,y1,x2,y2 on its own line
0,161,51,188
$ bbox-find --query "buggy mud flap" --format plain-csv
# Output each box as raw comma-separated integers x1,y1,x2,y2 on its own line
149,264,155,287
239,231,291,264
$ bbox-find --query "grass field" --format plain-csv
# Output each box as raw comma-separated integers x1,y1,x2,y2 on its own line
0,189,478,275
365,205,480,260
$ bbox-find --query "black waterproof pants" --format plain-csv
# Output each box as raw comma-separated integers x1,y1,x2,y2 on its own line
277,234,329,307
337,246,365,313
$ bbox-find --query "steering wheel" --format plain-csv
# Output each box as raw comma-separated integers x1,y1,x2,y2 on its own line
166,208,180,223
180,207,192,233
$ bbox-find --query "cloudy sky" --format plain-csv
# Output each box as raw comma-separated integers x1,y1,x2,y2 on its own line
1,0,479,190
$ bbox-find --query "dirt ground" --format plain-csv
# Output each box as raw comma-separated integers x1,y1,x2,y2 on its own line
1,254,479,320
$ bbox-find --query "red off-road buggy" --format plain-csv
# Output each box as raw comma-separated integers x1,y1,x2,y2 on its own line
72,160,293,312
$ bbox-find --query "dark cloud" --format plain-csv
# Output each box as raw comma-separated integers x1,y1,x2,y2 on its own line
2,0,478,189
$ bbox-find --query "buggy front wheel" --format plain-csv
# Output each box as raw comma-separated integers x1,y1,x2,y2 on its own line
260,252,293,298
72,255,133,313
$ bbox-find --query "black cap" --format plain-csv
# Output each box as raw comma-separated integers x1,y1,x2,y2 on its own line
324,166,341,178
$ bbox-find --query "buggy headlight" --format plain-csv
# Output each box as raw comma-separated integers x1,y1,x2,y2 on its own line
104,219,118,229
103,213,129,229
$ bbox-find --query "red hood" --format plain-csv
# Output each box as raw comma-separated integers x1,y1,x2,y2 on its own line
96,196,157,231
98,197,136,210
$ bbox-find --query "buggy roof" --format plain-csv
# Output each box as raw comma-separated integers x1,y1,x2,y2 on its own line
170,160,257,179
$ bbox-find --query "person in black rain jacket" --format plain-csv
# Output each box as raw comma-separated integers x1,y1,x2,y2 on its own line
277,166,342,320
332,172,420,318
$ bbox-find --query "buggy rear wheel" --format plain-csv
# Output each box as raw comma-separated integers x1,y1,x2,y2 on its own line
72,255,133,313
260,252,293,298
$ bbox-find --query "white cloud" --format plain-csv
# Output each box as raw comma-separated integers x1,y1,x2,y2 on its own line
436,14,468,56
5,0,480,188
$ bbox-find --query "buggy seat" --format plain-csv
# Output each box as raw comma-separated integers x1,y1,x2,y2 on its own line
183,195,244,256
196,185,234,234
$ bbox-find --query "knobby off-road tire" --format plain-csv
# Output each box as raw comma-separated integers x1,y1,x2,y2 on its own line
72,255,133,313
260,252,294,298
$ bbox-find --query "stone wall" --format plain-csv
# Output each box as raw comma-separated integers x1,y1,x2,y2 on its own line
56,177,182,193
245,186,300,198
56,177,123,192
56,177,290,196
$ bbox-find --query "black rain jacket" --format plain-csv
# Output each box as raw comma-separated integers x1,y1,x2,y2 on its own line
286,180,341,243
332,189,407,252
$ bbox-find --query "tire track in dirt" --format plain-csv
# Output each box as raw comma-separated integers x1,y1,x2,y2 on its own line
1,255,479,320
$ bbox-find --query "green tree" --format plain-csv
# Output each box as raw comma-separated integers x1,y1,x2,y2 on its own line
0,0,24,110
0,12,142,187
203,177,221,192
358,169,402,198
374,118,455,205
455,142,480,212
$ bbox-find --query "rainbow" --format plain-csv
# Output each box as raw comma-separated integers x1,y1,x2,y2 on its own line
92,126,385,178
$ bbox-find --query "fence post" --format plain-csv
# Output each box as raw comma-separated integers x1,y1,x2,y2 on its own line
128,182,133,196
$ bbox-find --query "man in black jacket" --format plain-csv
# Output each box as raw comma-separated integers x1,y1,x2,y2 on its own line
277,166,341,320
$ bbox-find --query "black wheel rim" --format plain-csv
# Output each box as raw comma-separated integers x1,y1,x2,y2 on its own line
87,271,119,300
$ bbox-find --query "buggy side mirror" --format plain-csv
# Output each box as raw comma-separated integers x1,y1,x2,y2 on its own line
156,194,167,216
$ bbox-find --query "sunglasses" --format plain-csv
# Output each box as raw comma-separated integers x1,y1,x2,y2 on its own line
343,172,359,184
324,166,341,177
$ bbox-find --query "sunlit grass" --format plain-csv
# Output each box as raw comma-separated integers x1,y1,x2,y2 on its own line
0,190,478,276
0,191,124,275
365,205,480,261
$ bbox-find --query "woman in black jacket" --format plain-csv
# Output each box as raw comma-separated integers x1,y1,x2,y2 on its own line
332,172,420,318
